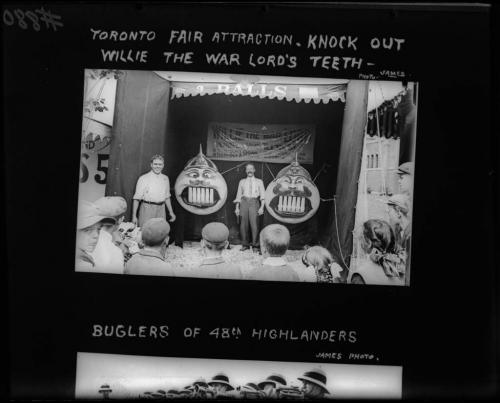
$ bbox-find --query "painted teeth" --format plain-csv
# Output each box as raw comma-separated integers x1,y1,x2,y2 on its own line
187,187,214,204
277,196,306,213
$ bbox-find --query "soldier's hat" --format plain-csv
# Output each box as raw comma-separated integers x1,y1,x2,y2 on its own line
208,373,234,390
297,368,329,394
193,377,209,388
184,144,218,171
258,374,287,389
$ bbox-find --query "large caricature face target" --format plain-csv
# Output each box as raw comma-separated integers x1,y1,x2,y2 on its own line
175,147,227,215
265,161,319,224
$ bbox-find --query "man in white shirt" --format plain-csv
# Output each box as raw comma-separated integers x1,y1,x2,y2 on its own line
234,163,266,251
132,155,176,227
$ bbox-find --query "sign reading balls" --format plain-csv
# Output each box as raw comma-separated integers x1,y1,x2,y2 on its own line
175,146,228,215
265,159,320,224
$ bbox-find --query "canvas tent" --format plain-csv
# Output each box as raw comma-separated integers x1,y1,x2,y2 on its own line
105,70,369,268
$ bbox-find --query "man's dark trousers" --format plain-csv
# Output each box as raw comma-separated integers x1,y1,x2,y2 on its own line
240,196,260,247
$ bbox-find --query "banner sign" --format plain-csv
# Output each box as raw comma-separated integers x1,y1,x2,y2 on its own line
206,123,315,164
171,82,346,104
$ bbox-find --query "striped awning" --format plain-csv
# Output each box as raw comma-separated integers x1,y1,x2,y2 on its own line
170,82,346,104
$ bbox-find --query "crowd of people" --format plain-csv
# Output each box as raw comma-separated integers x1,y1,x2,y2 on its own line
75,154,413,286
97,368,332,400
348,162,413,286
75,199,341,282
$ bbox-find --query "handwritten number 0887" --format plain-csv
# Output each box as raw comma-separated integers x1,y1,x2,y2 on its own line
3,8,63,31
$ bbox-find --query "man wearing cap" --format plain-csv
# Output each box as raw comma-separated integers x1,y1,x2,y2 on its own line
208,373,235,397
132,155,176,228
298,368,330,399
234,163,266,252
190,222,243,280
258,374,287,399
75,200,113,271
386,193,412,286
91,196,127,274
397,162,414,198
248,224,300,282
395,161,414,286
124,218,176,277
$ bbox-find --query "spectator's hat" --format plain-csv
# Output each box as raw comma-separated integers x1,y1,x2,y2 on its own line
245,382,261,391
202,222,229,243
297,368,329,394
94,196,127,219
178,386,193,396
258,374,287,389
141,218,170,245
193,378,209,388
386,194,410,214
397,162,414,176
77,200,109,230
166,389,179,397
208,373,234,390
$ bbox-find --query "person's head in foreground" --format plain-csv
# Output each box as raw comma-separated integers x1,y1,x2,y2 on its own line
76,201,109,256
298,368,329,398
260,224,290,258
386,194,410,229
150,154,165,175
302,245,336,282
397,161,413,195
258,374,287,398
208,373,234,394
201,222,229,256
93,196,127,233
361,219,402,278
141,218,170,255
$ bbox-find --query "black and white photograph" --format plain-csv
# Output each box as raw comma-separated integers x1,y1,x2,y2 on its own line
76,70,417,286
5,2,495,401
75,352,402,399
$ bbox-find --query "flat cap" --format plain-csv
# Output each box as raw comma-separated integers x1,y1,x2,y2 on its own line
397,162,414,175
141,218,170,245
387,194,410,214
77,200,109,230
94,196,127,218
202,222,229,243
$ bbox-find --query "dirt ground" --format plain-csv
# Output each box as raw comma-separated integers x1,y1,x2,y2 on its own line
164,242,316,281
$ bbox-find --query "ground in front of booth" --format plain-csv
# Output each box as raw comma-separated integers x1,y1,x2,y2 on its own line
165,243,313,281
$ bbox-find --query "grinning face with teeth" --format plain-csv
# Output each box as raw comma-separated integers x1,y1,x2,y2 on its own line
175,148,228,215
265,161,320,224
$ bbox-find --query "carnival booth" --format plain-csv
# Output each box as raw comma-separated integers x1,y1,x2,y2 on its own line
98,70,372,269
